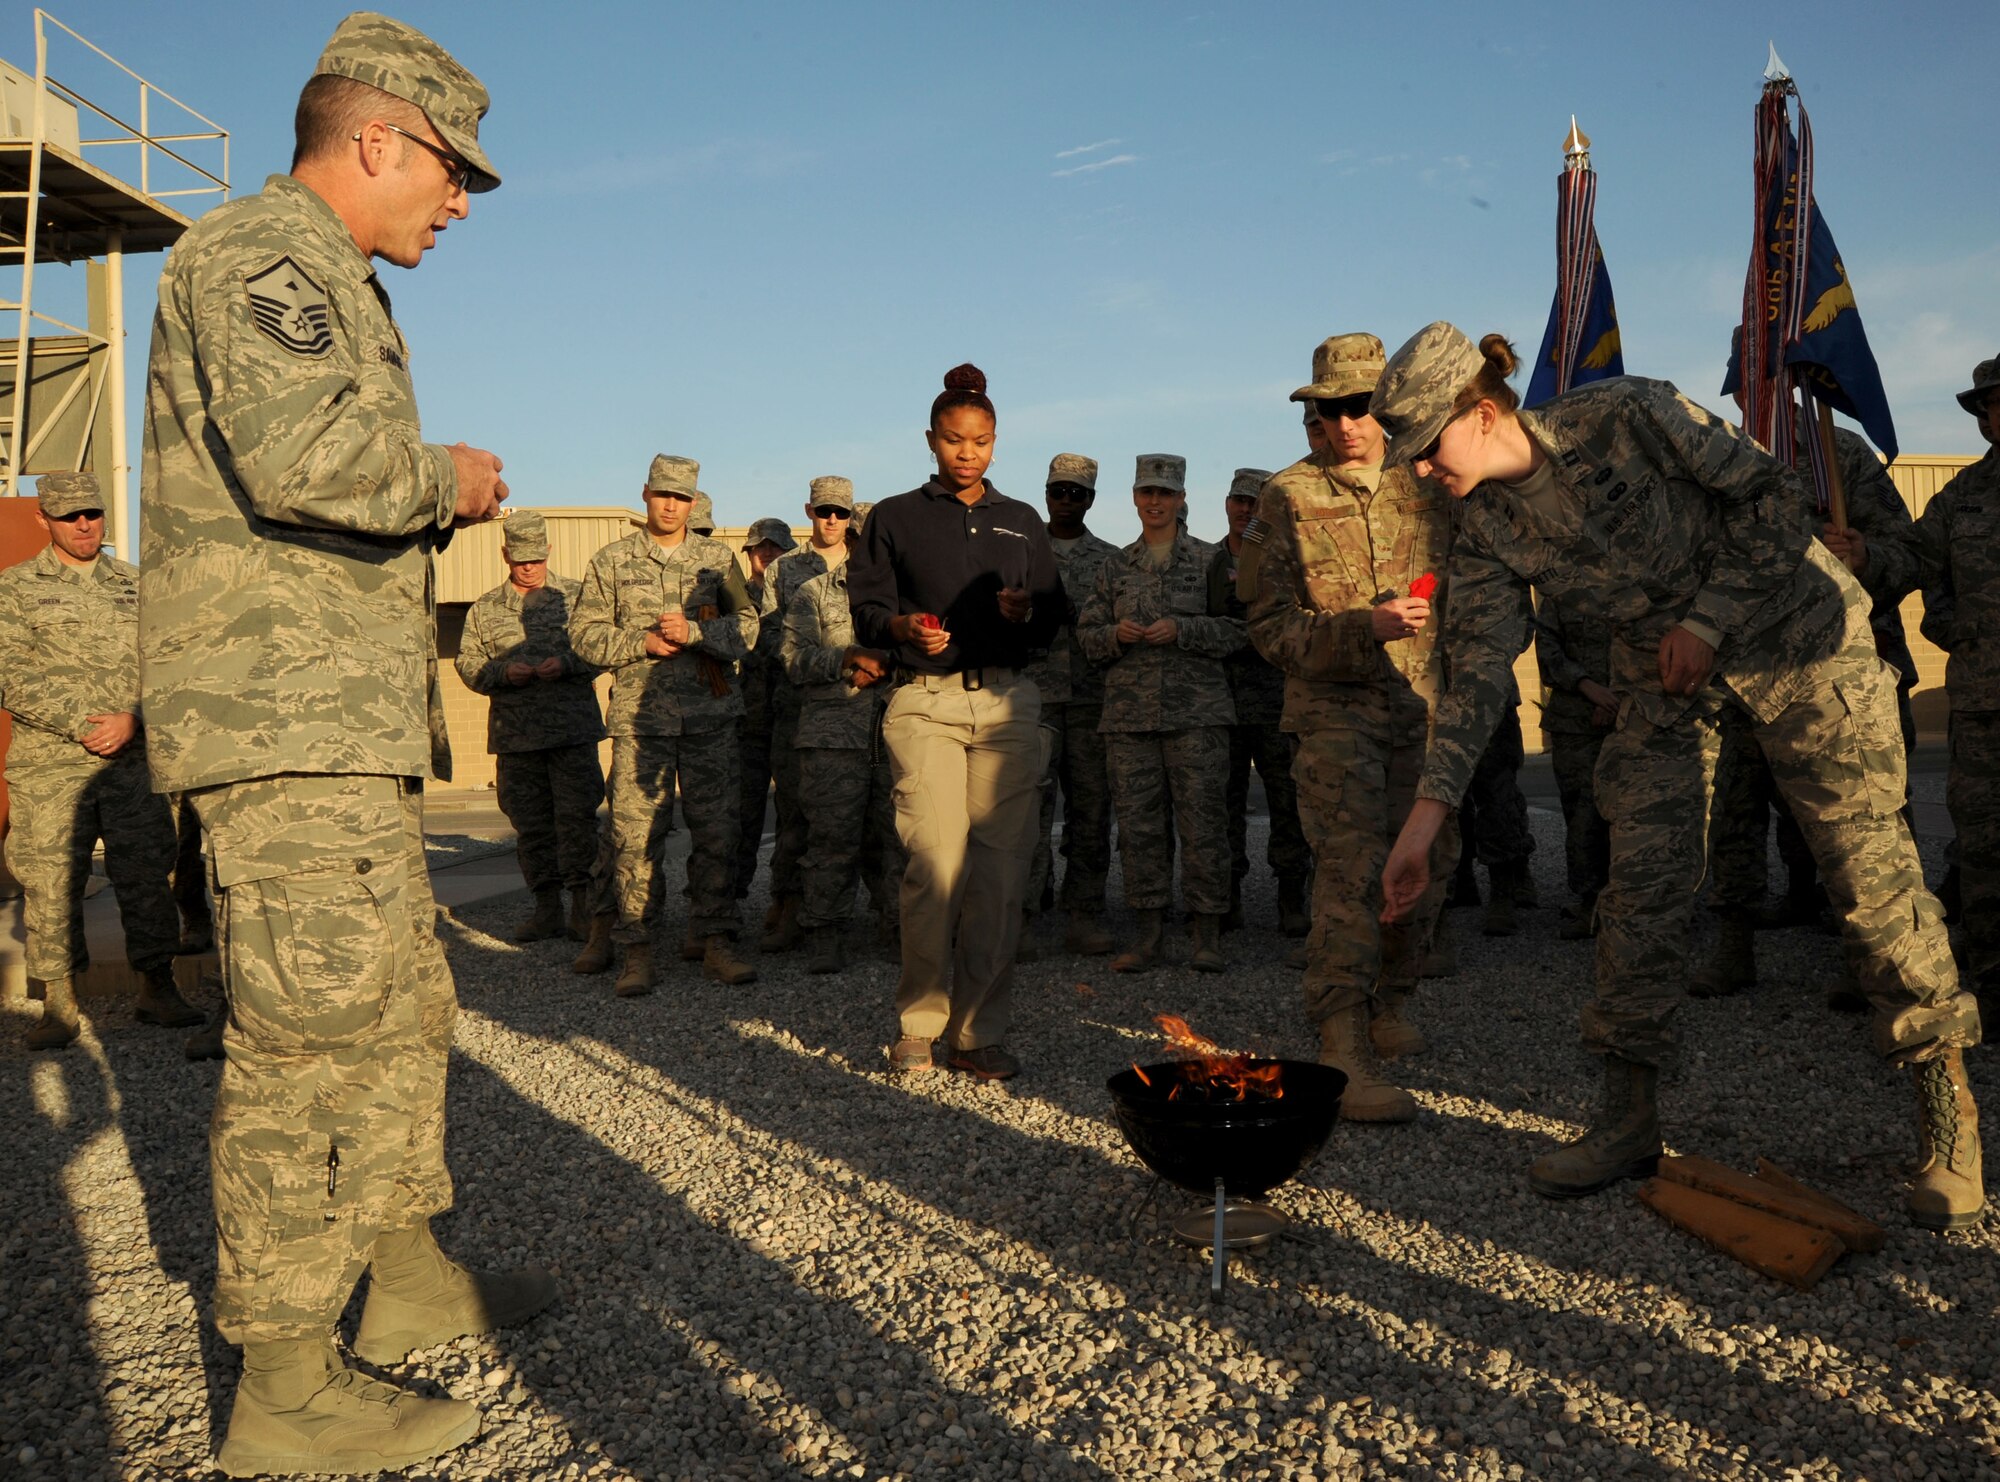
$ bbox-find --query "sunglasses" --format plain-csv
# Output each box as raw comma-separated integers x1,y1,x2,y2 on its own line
47,508,104,523
813,506,852,520
1046,483,1094,500
354,122,472,193
1313,393,1375,423
1411,406,1475,466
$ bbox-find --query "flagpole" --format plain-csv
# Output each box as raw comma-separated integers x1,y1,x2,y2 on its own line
1815,400,1849,531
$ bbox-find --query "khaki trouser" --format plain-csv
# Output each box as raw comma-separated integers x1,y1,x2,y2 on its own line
883,670,1043,1049
192,773,454,1344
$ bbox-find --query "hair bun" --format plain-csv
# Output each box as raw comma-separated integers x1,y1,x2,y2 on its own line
943,363,987,396
1478,334,1520,380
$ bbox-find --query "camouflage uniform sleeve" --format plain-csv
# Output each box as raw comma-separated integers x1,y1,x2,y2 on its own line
1175,544,1247,658
781,582,846,688
1417,528,1534,806
1914,483,1956,651
1243,484,1381,681
1640,390,1811,643
0,579,86,739
1839,448,1919,608
1074,555,1123,666
453,596,511,695
1532,597,1589,694
185,248,457,538
686,558,757,660
569,548,648,670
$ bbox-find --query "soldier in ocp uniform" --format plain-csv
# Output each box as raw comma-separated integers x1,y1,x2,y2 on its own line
1,471,197,1051
1211,466,1312,936
138,14,555,1471
1376,323,1981,1230
1078,455,1243,973
734,516,797,900
570,454,759,995
1245,335,1458,1121
454,510,607,943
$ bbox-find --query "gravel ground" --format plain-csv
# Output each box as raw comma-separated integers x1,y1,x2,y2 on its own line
5,808,1999,1481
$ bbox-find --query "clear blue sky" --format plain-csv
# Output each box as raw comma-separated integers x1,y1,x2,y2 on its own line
19,1,1999,545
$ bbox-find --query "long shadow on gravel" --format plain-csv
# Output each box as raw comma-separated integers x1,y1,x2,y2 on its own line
1,1033,117,1477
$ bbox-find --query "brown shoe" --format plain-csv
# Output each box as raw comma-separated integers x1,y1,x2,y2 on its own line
887,1035,935,1073
947,1045,1021,1081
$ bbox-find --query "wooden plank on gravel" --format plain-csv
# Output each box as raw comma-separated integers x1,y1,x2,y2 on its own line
1637,1179,1844,1290
1751,1157,1888,1252
1655,1153,1886,1254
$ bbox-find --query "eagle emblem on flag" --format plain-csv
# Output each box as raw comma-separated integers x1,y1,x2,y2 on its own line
245,256,333,357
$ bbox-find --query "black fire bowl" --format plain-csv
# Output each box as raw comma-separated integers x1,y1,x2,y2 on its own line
1106,1059,1347,1200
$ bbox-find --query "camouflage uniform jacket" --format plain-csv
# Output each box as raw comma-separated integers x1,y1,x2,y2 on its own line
569,530,756,738
1040,531,1121,709
740,575,777,733
1418,376,1864,808
1793,424,1920,688
1244,454,1453,740
454,575,606,753
1915,446,2000,713
1533,591,1614,736
138,174,458,791
1207,539,1286,726
1077,531,1241,733
780,564,885,750
0,547,145,768
756,544,840,709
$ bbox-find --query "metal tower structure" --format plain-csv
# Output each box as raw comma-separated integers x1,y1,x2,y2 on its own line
0,9,227,558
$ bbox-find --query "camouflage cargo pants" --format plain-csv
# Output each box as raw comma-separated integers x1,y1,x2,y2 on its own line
191,773,454,1344
1461,700,1535,870
1545,726,1611,903
5,749,179,980
734,705,774,898
767,695,808,902
609,728,742,944
494,741,605,895
1591,641,1976,1069
1030,701,1115,914
1105,726,1232,916
1947,709,2000,995
798,742,904,929
1707,715,1819,910
1292,726,1457,1024
1226,722,1313,886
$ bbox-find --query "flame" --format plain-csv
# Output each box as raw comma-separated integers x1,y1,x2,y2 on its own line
1151,1013,1284,1102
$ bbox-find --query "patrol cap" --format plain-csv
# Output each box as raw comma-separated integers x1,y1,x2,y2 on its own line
314,12,500,192
1046,453,1098,491
36,470,102,518
1957,357,2000,417
808,476,855,511
1228,468,1272,503
691,492,715,535
1373,322,1485,468
501,508,548,561
1302,404,1322,426
645,454,699,498
1292,333,1387,403
742,517,797,552
851,500,875,535
1133,454,1187,494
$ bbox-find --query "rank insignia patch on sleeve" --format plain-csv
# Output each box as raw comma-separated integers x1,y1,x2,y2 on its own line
245,256,333,357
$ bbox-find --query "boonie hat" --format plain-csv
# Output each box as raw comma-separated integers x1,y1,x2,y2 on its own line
1957,357,2000,417
1292,333,1387,403
314,11,500,192
1228,468,1272,503
809,476,855,511
36,470,102,518
1374,322,1485,468
501,508,548,561
1046,453,1098,491
645,454,699,498
742,517,797,553
1133,454,1187,494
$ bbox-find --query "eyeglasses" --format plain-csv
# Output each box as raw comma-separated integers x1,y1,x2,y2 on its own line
813,506,852,520
1313,393,1374,423
354,122,472,193
1411,406,1474,466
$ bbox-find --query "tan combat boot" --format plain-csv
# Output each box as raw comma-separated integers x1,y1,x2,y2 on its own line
1317,1005,1416,1123
1528,1057,1663,1197
353,1221,558,1366
512,889,565,943
679,928,706,962
1420,915,1458,979
703,934,758,986
1063,911,1115,956
216,1335,480,1477
1189,914,1226,974
1369,988,1427,1060
26,975,80,1051
571,913,615,975
807,924,844,975
1690,910,1757,998
760,895,803,952
1910,1049,1985,1231
1110,909,1162,973
136,963,205,1028
614,942,654,997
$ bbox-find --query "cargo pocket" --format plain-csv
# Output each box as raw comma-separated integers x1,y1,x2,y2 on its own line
221,864,399,1055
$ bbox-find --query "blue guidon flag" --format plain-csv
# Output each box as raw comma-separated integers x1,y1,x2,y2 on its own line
1527,117,1624,408
1722,47,1898,510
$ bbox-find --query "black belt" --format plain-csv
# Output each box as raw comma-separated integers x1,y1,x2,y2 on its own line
893,665,1018,692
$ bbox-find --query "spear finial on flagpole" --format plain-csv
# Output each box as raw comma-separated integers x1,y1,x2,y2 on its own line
1562,115,1591,169
1764,42,1791,82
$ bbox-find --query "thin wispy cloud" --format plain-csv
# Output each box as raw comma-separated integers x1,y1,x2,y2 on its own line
1056,138,1123,160
1052,153,1138,179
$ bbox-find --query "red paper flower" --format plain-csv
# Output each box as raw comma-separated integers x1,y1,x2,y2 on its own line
1409,573,1439,601
916,612,942,631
